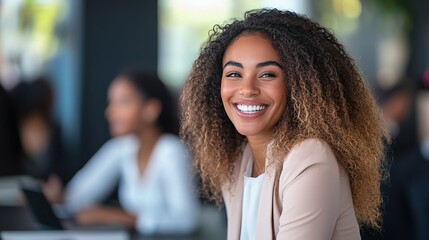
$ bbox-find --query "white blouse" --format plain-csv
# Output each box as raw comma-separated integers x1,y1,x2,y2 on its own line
64,134,200,235
240,157,265,240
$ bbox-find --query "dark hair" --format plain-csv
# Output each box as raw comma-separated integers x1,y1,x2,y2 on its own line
10,77,54,123
118,69,179,135
180,8,388,228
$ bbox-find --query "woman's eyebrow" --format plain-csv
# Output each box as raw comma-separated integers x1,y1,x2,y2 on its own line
223,61,242,69
256,61,282,68
223,60,282,69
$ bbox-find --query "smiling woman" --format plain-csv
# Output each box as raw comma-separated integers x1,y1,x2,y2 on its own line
180,8,389,240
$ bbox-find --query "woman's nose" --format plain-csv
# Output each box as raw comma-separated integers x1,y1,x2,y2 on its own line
239,76,260,97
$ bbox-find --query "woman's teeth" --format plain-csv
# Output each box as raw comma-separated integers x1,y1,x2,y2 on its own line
237,104,266,113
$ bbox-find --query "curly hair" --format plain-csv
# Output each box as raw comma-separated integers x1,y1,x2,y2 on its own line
180,8,388,228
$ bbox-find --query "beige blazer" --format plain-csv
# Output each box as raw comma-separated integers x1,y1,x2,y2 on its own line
222,139,361,240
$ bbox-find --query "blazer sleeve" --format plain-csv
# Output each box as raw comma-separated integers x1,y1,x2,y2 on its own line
276,139,342,240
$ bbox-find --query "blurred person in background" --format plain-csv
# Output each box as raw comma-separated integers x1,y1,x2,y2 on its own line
381,74,429,240
0,41,23,176
377,79,417,159
43,68,200,236
10,77,63,181
362,75,429,240
361,78,415,239
0,83,22,176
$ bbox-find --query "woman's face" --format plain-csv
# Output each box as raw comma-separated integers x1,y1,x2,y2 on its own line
105,77,144,136
221,33,286,140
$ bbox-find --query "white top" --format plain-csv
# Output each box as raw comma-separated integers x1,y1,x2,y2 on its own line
65,134,200,235
240,157,265,240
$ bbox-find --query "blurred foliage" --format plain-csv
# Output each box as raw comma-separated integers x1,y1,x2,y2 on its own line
315,0,414,36
371,0,412,34
315,0,362,37
371,0,411,14
18,0,63,58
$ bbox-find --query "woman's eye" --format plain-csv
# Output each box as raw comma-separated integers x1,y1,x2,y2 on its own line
226,72,241,78
260,72,276,78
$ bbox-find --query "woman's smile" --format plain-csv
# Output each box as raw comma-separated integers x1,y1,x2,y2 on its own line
233,102,268,119
236,103,267,113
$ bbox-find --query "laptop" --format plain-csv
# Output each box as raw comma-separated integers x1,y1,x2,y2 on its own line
18,178,127,232
19,179,64,230
2,194,128,239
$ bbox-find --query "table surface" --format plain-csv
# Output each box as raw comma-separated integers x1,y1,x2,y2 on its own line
0,205,227,240
0,176,227,240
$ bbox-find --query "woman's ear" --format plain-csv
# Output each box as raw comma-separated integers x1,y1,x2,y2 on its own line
142,99,162,123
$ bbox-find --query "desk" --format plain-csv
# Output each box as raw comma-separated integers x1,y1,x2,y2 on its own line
0,176,226,240
0,206,36,231
0,205,225,240
1,230,129,240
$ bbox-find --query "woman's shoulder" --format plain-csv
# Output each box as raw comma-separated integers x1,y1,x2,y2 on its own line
157,134,184,148
103,134,139,151
284,138,337,164
156,134,188,157
279,138,339,182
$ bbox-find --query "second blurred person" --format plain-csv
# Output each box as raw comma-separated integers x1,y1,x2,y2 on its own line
44,69,200,235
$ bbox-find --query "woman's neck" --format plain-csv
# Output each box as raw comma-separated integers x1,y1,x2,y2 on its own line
136,126,162,175
247,135,269,177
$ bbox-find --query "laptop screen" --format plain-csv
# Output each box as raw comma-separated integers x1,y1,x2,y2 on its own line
19,182,64,230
